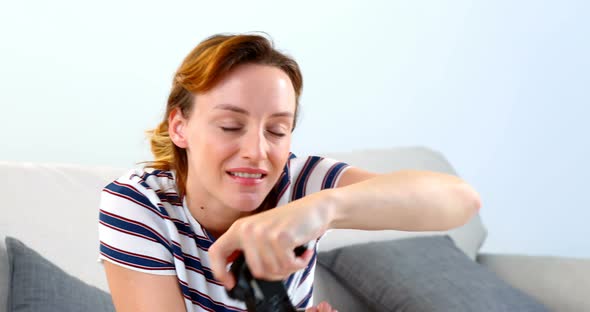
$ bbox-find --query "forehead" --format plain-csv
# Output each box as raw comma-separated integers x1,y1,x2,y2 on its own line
195,64,297,115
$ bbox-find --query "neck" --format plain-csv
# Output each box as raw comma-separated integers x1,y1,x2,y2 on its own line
185,192,252,239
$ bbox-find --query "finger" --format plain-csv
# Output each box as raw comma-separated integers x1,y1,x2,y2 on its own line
294,248,314,268
317,301,333,312
270,231,299,273
245,251,287,281
241,236,266,280
305,307,318,312
208,233,241,290
262,229,284,273
241,222,287,281
256,236,282,278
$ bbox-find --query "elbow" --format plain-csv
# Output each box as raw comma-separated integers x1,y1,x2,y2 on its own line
450,182,482,228
461,182,482,218
472,190,482,213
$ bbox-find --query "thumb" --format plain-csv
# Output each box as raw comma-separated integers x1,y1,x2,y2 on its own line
208,233,241,290
294,248,315,268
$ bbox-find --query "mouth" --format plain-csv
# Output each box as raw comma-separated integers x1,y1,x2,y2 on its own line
226,171,267,179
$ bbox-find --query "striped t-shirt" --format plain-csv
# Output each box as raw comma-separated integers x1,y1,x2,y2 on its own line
98,155,349,312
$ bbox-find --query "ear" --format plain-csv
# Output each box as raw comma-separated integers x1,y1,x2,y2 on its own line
168,108,188,148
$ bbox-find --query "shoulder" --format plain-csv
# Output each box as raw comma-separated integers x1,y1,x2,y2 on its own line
98,168,181,274
277,155,351,202
287,155,378,189
101,167,181,215
105,167,176,193
288,155,350,185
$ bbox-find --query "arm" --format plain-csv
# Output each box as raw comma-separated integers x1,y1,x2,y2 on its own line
209,164,481,289
326,167,481,231
104,261,186,312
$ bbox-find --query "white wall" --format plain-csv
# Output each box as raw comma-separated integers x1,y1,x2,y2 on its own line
1,0,588,258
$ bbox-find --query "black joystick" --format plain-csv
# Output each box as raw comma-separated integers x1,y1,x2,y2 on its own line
226,245,308,312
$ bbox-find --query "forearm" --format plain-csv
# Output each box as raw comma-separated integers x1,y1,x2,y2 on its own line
324,170,481,231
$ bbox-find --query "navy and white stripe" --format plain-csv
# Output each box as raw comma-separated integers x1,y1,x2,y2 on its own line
291,156,323,201
98,155,349,312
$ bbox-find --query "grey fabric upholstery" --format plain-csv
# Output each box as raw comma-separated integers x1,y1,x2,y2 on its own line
318,236,549,312
6,237,114,312
0,238,8,312
478,253,590,312
313,265,368,311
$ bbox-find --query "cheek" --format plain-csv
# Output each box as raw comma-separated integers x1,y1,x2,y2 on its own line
187,127,236,163
199,132,239,165
202,136,237,159
270,138,292,166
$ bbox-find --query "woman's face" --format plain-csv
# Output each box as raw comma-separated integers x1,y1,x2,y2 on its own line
173,63,296,212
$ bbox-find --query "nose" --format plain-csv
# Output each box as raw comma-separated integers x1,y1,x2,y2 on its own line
240,127,268,162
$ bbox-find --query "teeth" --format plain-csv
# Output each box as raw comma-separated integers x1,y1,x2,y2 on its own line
230,172,263,179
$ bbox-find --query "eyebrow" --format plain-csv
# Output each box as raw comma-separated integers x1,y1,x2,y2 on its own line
214,104,294,118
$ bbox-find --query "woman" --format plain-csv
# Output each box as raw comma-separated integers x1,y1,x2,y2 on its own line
98,33,481,312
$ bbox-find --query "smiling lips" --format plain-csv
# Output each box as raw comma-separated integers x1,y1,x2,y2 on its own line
227,168,268,185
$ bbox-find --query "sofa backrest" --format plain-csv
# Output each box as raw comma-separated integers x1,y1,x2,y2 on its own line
0,162,127,298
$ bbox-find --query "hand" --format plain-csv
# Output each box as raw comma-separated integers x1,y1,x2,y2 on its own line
305,301,338,312
208,191,335,290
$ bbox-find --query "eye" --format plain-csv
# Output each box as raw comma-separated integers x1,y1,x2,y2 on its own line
267,130,286,137
220,127,242,132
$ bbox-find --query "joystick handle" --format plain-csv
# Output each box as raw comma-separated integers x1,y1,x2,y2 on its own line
227,244,309,312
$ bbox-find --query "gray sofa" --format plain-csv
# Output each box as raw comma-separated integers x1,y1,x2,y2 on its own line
1,147,589,311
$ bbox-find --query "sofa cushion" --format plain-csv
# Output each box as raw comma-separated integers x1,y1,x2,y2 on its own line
319,147,487,260
0,239,9,312
317,236,549,312
6,237,114,312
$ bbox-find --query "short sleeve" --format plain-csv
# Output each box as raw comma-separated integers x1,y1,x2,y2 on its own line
289,156,350,201
98,172,176,275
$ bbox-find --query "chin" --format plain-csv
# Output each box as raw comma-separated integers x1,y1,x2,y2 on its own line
229,198,264,212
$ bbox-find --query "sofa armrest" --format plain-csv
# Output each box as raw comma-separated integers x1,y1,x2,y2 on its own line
477,253,590,312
